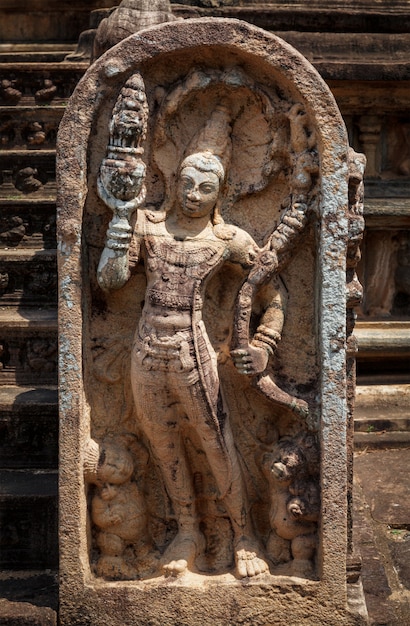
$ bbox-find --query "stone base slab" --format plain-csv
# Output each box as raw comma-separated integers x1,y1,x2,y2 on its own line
61,577,366,626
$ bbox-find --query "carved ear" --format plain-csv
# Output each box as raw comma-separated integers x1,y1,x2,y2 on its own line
83,438,101,485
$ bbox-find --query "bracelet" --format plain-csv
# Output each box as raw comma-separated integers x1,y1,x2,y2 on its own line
106,219,132,250
252,325,281,355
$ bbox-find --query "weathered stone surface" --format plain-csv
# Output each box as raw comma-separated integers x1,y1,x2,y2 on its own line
0,1,118,44
0,598,56,626
354,449,410,526
57,17,365,625
354,456,410,625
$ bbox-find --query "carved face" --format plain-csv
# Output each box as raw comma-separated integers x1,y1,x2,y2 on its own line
97,444,134,485
99,158,145,201
177,166,220,219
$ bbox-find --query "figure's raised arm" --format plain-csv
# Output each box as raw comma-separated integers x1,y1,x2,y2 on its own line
96,73,148,292
97,202,145,292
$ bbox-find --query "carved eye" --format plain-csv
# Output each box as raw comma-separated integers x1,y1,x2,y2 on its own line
200,183,217,194
181,177,193,190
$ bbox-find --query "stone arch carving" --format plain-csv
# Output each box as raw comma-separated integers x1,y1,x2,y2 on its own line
57,18,359,626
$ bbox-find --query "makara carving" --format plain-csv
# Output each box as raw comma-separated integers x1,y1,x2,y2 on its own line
85,68,324,582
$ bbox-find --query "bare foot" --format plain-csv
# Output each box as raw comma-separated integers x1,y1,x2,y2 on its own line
162,533,198,577
234,537,269,578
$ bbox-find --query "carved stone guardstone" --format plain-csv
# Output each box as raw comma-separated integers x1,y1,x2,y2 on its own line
57,18,367,626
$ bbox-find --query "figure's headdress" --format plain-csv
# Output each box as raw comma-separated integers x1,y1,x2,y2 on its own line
152,68,281,219
183,101,232,179
177,101,233,224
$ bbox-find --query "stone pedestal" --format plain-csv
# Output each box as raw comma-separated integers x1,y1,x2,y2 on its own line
57,18,366,625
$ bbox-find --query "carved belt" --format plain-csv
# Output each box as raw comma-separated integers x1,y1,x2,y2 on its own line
147,288,202,311
138,334,195,373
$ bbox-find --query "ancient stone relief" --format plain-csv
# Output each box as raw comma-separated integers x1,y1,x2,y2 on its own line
0,209,55,249
345,148,365,550
0,117,58,149
360,229,410,318
346,147,366,339
83,66,324,582
0,79,22,105
342,113,410,320
0,261,57,306
0,70,84,107
0,335,57,384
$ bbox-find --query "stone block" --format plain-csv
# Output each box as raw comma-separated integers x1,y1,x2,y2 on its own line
57,18,366,625
0,470,58,569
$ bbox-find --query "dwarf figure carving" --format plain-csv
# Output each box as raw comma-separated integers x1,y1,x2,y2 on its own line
84,437,152,580
262,433,320,577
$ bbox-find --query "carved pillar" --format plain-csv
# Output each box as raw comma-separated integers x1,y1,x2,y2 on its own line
357,115,382,178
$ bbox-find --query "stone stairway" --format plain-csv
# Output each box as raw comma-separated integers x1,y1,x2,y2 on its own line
0,50,87,622
355,318,410,449
355,382,410,449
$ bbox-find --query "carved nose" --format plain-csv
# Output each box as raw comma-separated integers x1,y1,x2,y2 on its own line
187,189,200,201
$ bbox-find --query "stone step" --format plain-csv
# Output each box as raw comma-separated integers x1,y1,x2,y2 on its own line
0,309,57,385
0,106,64,152
0,385,58,469
355,383,410,429
176,4,410,38
0,197,56,249
0,469,58,569
0,569,57,618
0,62,87,108
355,322,410,378
0,598,57,626
0,569,58,608
0,248,57,307
354,383,410,448
0,42,74,56
356,321,410,360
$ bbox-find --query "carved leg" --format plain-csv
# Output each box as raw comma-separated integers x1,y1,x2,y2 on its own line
290,532,317,578
130,371,202,577
161,502,204,578
141,422,200,577
182,381,269,578
223,466,270,578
